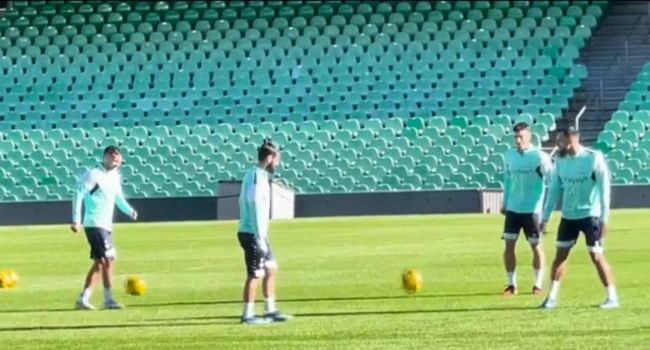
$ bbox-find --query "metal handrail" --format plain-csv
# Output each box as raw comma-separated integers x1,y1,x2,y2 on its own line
575,105,588,130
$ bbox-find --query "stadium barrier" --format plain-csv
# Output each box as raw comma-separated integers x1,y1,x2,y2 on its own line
0,185,648,226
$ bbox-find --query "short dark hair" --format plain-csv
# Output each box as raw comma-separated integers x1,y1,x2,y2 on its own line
103,145,120,156
559,127,580,137
257,139,278,162
513,122,530,133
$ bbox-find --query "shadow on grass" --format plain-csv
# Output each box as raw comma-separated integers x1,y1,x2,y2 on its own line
0,319,240,332
0,291,519,315
128,291,499,309
145,304,542,323
0,307,78,314
0,305,542,332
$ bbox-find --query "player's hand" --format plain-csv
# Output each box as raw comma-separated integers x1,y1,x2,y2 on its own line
257,239,269,254
70,223,81,234
600,221,608,239
539,221,548,234
130,210,138,221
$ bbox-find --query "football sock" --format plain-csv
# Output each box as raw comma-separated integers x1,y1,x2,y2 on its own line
533,269,544,289
242,302,255,319
507,272,517,287
103,288,113,303
606,285,618,301
549,280,560,300
80,288,92,302
265,298,277,314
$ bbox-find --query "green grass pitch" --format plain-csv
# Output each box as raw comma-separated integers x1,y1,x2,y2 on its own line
1,210,648,349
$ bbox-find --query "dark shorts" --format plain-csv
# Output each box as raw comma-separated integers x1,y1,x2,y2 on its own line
84,227,115,260
237,232,275,278
502,211,542,244
556,217,604,252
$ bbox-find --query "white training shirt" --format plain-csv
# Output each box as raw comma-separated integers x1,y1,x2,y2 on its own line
72,166,134,231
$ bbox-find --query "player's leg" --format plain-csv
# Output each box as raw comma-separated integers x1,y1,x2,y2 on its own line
530,244,545,293
502,212,521,295
262,262,276,309
95,230,121,309
76,228,103,310
238,233,269,324
524,214,545,294
243,276,260,314
100,257,122,309
503,240,517,294
261,246,292,322
541,219,578,308
583,218,619,308
76,260,101,310
542,247,571,309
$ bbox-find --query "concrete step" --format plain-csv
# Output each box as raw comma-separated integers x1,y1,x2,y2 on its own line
591,28,650,38
579,55,650,63
549,1,650,145
599,19,650,29
586,38,650,47
579,82,636,90
581,82,637,88
579,74,639,80
581,131,602,142
607,4,650,15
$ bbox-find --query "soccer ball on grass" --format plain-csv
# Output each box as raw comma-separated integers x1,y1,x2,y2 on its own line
125,275,146,296
401,269,422,294
0,269,19,289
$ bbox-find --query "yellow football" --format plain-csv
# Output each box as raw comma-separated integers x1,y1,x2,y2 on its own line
401,269,422,294
125,276,146,296
0,270,18,289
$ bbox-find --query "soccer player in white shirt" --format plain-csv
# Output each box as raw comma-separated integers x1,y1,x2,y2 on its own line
71,146,137,310
540,128,619,309
237,140,292,324
501,122,553,296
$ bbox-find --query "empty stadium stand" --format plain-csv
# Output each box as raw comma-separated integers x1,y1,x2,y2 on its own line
0,1,611,201
559,0,650,143
593,61,650,185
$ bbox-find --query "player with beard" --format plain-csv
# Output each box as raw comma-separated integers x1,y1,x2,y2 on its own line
540,128,619,309
237,139,292,324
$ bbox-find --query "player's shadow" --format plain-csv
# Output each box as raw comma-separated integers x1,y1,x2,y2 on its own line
0,319,240,333
127,291,498,309
144,305,542,323
0,307,79,314
0,292,518,314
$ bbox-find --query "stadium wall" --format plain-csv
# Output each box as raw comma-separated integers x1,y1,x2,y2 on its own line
1,186,649,226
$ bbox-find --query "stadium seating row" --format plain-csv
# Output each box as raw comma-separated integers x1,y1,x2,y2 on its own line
594,63,650,185
0,0,610,202
0,113,552,201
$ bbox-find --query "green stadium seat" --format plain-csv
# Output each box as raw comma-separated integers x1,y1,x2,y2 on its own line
0,0,608,199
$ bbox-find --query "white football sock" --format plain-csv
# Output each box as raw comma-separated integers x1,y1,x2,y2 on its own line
103,287,113,303
606,285,618,301
265,298,277,313
533,269,544,288
242,302,255,319
80,288,92,302
507,272,517,287
549,280,560,300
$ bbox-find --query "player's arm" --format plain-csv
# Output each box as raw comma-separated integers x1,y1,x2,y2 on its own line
71,170,94,233
542,166,562,225
594,152,611,233
115,176,137,220
540,153,554,184
501,157,511,214
244,174,268,251
253,176,270,246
